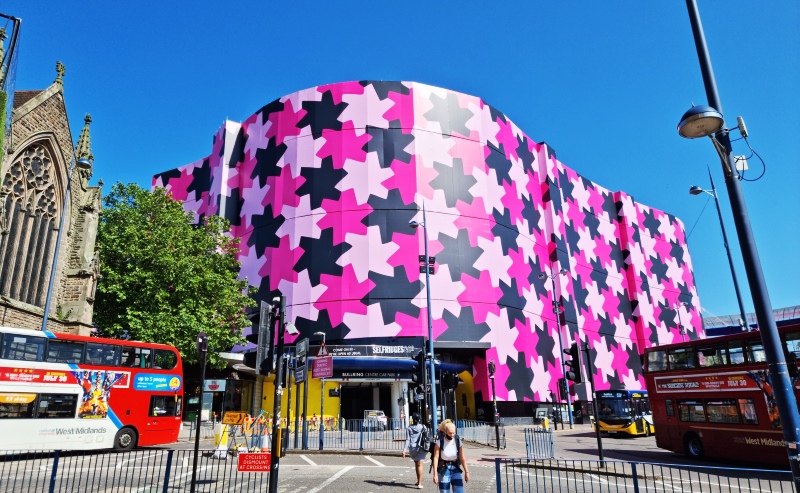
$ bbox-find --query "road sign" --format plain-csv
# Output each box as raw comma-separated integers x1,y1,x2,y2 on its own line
295,338,308,383
222,411,247,426
312,356,333,379
237,452,271,472
316,341,328,357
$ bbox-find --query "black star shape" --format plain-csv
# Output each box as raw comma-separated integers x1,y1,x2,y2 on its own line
535,321,558,369
485,145,513,186
571,274,592,315
248,203,284,252
423,91,472,137
498,278,527,327
589,257,611,294
253,137,287,187
435,228,482,282
516,135,536,173
362,80,411,99
428,158,477,209
582,208,603,240
296,156,344,210
153,168,182,187
294,228,351,286
363,126,414,168
504,352,535,401
219,187,241,227
519,195,541,236
546,178,563,213
367,267,423,325
491,208,520,256
185,157,211,200
438,307,491,342
293,309,348,342
641,209,661,237
364,196,417,243
297,90,346,137
649,255,670,285
669,239,686,266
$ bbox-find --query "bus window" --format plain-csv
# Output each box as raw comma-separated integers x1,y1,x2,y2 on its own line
150,395,182,417
86,343,121,366
785,331,800,359
121,346,152,368
153,349,178,370
678,400,706,422
697,344,726,368
728,341,745,365
738,398,758,425
2,334,45,361
668,347,696,370
665,399,675,417
646,350,667,372
0,393,36,418
46,341,85,364
706,399,740,424
37,394,78,419
746,340,766,363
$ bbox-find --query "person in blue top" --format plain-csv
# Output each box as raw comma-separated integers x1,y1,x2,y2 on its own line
402,412,428,489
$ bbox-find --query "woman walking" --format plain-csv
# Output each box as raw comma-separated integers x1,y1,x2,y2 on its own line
402,412,429,489
432,421,469,492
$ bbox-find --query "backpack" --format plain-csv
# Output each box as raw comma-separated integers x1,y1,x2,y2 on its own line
438,433,461,452
418,425,431,452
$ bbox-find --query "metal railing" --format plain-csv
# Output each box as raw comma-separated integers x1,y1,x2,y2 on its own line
523,428,554,460
495,458,793,493
0,449,270,493
457,420,505,448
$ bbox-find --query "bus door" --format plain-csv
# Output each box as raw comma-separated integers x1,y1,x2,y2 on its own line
632,399,646,434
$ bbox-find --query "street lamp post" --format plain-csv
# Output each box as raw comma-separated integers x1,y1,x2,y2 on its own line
190,332,208,493
538,268,574,429
487,360,501,451
40,155,92,332
313,331,326,450
409,203,438,434
674,302,688,342
678,0,800,485
689,169,749,331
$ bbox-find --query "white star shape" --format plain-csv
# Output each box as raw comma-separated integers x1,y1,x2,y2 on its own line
343,302,402,339
469,166,505,215
339,225,399,283
337,151,393,205
473,235,513,287
339,84,394,136
479,309,518,365
276,195,321,250
279,269,326,323
413,128,454,169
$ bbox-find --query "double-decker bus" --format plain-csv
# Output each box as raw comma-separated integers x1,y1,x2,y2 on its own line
0,326,183,451
594,389,653,436
643,326,800,466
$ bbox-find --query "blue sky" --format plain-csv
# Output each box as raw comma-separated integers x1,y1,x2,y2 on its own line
3,2,798,322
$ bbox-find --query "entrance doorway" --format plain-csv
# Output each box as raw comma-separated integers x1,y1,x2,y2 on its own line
340,384,392,420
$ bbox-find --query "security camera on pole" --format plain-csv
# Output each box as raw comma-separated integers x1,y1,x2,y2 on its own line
190,331,208,493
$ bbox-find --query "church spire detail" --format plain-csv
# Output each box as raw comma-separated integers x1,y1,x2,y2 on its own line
76,114,93,164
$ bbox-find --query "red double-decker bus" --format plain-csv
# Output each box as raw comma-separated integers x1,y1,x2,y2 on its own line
0,326,184,451
643,326,800,466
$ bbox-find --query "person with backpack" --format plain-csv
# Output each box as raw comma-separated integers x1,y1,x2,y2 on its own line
432,421,469,492
402,412,429,489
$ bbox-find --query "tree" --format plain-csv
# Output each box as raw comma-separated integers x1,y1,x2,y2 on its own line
95,183,256,367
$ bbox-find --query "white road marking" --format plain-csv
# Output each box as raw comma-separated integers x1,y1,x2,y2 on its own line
300,454,317,465
364,456,385,466
306,465,354,493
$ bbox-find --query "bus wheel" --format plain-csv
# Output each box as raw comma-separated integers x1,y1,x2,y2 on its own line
684,433,704,459
114,427,137,451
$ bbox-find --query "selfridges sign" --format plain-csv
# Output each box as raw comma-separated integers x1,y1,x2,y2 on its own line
311,344,416,358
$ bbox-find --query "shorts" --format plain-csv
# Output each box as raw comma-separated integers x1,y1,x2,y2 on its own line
409,448,427,462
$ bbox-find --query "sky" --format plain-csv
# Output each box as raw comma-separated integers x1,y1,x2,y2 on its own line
3,1,798,324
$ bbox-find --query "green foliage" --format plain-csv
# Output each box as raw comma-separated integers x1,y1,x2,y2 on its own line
95,183,256,368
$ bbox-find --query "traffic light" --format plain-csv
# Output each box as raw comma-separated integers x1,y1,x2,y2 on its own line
558,377,568,401
564,343,583,383
244,300,276,375
411,350,426,388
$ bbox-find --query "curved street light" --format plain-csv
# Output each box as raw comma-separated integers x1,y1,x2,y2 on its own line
538,268,573,429
689,170,748,331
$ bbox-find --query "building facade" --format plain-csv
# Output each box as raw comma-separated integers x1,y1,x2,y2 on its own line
0,55,101,336
154,81,701,420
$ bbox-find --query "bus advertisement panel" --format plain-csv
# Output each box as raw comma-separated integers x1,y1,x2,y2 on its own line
643,327,798,466
0,327,183,451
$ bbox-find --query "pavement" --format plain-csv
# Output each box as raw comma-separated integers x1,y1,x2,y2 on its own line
175,420,608,463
